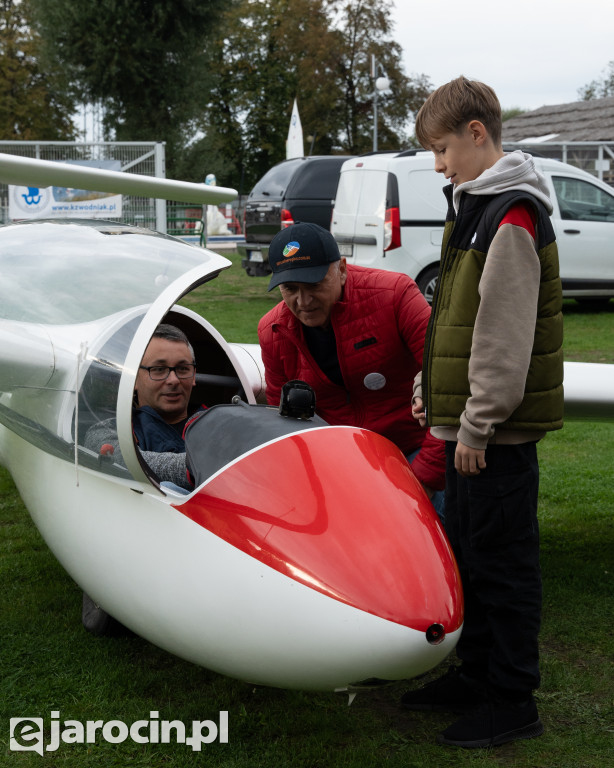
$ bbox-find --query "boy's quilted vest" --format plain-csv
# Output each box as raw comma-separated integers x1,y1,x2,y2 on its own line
423,187,564,432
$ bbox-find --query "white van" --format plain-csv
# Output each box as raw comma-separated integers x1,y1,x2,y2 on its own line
331,150,614,304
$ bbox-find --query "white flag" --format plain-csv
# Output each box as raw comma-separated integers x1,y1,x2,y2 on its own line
286,99,304,159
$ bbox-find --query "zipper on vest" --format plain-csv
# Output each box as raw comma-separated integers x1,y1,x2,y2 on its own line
422,198,461,425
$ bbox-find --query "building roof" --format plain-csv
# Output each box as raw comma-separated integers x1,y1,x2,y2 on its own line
502,97,614,142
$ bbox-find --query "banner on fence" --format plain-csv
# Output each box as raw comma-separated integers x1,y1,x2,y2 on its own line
8,159,123,220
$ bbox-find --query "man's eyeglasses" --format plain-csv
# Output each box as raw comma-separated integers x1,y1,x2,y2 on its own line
139,364,196,381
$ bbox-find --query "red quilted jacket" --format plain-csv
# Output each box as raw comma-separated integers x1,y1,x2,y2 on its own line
258,265,445,490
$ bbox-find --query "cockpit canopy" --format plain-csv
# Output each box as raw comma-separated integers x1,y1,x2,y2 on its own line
0,219,224,324
0,219,250,489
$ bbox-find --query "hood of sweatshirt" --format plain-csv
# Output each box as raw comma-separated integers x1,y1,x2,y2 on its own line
452,150,553,215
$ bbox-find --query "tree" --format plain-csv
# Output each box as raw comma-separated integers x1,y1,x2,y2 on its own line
502,107,526,122
0,0,76,139
29,0,230,173
191,0,432,191
188,0,338,190
578,61,614,100
329,0,431,154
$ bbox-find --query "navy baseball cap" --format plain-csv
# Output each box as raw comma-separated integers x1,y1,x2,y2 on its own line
267,222,341,292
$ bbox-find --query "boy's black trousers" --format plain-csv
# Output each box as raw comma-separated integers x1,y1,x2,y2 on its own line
444,440,542,702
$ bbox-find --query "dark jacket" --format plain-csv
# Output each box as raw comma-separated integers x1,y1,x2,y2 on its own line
132,405,189,453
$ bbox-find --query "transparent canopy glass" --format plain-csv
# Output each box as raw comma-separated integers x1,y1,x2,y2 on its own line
0,219,219,324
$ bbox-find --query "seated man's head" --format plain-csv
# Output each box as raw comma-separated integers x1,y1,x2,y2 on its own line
135,324,196,423
267,222,347,329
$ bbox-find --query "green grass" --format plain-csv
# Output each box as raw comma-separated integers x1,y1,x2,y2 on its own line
1,257,613,766
560,299,614,363
179,251,277,343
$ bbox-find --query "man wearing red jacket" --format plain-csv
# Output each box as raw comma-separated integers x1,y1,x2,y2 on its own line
257,222,445,517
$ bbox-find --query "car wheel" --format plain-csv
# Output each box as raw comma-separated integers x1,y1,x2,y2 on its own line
416,266,439,305
244,262,272,278
82,591,127,637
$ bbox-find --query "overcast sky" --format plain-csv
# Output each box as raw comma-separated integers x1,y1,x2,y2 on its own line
391,0,612,112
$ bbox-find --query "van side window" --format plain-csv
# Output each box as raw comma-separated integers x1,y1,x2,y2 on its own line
289,162,342,198
553,176,614,222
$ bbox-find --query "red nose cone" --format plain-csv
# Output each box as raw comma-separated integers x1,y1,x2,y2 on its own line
180,428,463,633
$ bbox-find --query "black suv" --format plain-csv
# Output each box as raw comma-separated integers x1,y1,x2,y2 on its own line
239,155,354,276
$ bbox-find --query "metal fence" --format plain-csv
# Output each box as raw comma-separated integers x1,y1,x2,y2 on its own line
506,141,614,187
0,141,170,230
0,141,245,239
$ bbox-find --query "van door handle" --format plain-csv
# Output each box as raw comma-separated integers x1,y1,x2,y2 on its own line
563,229,581,234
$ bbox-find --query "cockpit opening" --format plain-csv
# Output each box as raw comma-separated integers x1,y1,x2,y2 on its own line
76,307,249,489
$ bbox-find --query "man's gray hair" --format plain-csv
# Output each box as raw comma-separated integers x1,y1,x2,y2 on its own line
153,323,195,362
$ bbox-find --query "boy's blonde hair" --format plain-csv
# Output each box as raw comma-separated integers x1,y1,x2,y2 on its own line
415,76,502,149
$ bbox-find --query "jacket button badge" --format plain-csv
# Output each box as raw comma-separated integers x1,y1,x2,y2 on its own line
363,372,386,390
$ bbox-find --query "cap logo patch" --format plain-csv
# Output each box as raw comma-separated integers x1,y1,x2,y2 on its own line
283,241,300,258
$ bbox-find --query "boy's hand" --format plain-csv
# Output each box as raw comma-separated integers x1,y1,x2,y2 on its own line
455,441,486,477
411,396,427,427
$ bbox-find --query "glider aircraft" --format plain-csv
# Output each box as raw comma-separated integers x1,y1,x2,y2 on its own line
0,153,611,695
0,153,464,693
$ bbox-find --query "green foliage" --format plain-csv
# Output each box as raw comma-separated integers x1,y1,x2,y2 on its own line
191,0,432,190
331,0,431,153
29,0,230,172
502,107,526,122
10,0,430,186
0,0,77,139
578,60,614,100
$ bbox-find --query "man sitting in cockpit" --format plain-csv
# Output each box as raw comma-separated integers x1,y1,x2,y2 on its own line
133,323,200,450
85,324,202,491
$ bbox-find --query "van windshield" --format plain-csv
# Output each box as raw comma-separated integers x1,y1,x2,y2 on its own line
250,159,303,199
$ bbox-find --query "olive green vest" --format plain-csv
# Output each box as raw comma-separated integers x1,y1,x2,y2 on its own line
423,188,564,432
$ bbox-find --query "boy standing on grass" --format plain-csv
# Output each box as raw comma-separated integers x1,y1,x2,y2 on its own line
401,76,564,748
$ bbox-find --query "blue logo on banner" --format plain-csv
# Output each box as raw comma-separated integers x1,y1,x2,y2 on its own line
22,187,42,205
